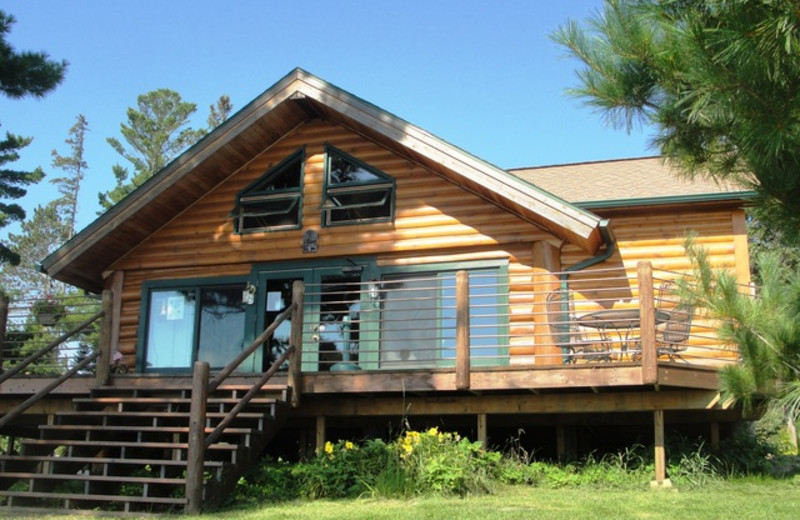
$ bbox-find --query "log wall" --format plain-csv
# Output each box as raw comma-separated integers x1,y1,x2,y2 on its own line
108,119,748,368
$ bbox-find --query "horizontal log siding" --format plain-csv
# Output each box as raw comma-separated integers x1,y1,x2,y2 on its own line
561,208,742,364
111,121,553,365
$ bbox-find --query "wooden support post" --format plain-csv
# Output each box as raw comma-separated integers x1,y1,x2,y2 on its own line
186,361,209,515
556,425,566,460
710,421,720,451
455,270,470,391
315,416,326,452
638,261,658,385
653,409,667,486
289,280,305,408
95,290,114,387
532,241,562,366
0,292,8,375
477,413,487,448
108,271,124,355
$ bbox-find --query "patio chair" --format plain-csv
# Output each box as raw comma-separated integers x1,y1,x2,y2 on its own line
657,302,693,362
546,289,609,363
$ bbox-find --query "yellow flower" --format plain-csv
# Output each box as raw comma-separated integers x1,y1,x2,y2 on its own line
344,441,355,450
324,441,334,455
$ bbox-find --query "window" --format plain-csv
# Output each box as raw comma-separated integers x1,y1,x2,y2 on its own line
234,148,304,233
140,281,249,371
322,146,394,226
377,265,507,369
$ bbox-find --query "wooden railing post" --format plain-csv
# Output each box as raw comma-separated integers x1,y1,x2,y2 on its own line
0,292,8,375
288,280,305,408
186,361,209,514
455,270,470,391
653,409,667,485
638,261,658,385
96,290,114,387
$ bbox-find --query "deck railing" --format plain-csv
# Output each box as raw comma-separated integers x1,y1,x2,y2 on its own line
0,293,105,377
296,261,739,373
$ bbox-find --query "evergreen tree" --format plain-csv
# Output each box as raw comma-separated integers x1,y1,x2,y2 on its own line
97,91,233,212
553,0,800,243
50,114,88,239
208,95,233,130
0,116,88,299
555,1,800,447
0,202,68,298
0,10,66,265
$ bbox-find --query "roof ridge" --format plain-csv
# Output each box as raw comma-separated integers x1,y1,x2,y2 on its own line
508,155,662,172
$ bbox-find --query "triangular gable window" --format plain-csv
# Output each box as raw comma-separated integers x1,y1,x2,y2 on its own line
234,148,304,233
322,145,395,226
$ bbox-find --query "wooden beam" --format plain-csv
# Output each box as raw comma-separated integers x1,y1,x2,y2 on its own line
185,361,209,515
654,409,667,485
477,413,488,448
731,209,751,288
292,389,728,417
316,416,326,452
531,241,562,366
638,261,658,385
107,270,124,355
301,365,647,394
95,290,114,387
289,280,305,407
455,270,471,390
710,421,720,451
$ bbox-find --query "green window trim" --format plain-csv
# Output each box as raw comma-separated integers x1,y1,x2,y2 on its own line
136,276,253,373
322,144,395,227
233,147,305,233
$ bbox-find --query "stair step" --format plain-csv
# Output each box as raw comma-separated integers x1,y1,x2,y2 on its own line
1,381,291,513
40,424,255,435
0,489,187,505
20,439,239,450
0,472,185,485
0,454,223,468
0,505,165,518
74,397,278,406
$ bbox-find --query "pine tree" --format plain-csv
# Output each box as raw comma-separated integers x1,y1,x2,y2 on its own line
208,95,233,130
0,10,66,266
553,0,800,243
50,114,88,239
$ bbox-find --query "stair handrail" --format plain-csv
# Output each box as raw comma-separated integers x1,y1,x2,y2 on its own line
207,302,297,393
0,310,104,385
0,350,99,429
204,345,294,448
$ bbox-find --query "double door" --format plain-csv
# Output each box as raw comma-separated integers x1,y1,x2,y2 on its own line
252,261,376,372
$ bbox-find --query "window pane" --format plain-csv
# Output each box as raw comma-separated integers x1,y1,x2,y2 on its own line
240,196,300,230
249,155,302,192
327,188,392,223
441,272,500,362
329,154,383,185
197,286,247,369
146,290,196,370
380,274,439,368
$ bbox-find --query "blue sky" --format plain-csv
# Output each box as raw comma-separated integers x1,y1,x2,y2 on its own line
1,0,654,233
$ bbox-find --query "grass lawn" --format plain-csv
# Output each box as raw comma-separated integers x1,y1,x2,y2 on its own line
5,479,799,520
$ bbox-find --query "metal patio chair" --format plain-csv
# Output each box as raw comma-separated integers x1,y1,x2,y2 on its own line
546,289,609,363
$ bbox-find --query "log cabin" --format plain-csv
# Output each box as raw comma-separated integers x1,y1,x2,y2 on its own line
0,68,754,513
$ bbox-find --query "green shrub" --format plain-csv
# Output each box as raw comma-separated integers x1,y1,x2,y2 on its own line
230,457,301,505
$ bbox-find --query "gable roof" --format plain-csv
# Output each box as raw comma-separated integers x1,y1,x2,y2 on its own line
510,157,753,209
41,68,605,292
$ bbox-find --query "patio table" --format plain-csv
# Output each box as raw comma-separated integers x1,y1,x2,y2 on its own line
577,308,670,360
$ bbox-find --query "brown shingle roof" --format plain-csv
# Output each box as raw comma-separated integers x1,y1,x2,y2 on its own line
509,156,750,206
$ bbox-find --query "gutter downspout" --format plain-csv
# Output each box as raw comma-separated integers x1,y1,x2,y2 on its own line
557,219,616,362
560,219,615,283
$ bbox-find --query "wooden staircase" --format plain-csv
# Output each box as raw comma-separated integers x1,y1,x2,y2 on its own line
0,382,290,515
